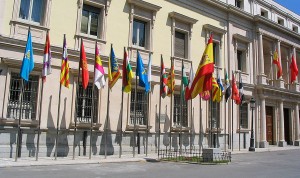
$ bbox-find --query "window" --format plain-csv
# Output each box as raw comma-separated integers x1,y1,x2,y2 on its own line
76,83,99,123
277,17,284,26
240,104,248,129
130,89,148,125
19,0,45,23
237,50,246,72
173,94,188,127
213,42,220,67
260,9,268,18
81,4,100,37
235,0,243,8
174,31,186,59
7,73,39,120
132,19,146,47
208,101,220,129
292,25,299,33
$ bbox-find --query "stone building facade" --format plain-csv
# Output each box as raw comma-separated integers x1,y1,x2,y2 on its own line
0,0,299,158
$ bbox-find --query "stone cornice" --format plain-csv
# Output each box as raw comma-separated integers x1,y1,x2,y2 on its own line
127,0,161,12
203,24,227,34
169,12,198,24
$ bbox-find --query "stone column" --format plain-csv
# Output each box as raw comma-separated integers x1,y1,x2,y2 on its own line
279,99,287,147
259,97,268,148
258,32,267,85
275,40,285,88
295,104,300,146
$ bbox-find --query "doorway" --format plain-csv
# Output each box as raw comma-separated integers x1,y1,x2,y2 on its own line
266,106,274,145
284,108,291,145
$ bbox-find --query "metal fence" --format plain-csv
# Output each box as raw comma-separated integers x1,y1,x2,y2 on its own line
158,149,231,164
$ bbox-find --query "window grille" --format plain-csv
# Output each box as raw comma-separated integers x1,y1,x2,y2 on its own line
174,31,186,58
208,100,220,129
81,4,100,36
7,73,39,120
76,83,98,123
173,94,188,127
130,89,148,125
19,0,45,24
132,19,146,47
240,104,248,129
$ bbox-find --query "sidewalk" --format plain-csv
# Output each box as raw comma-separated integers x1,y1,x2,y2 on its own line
1,146,300,168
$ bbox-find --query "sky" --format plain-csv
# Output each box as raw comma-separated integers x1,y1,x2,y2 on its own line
274,0,300,16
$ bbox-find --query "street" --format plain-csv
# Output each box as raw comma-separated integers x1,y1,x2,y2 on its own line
1,149,300,178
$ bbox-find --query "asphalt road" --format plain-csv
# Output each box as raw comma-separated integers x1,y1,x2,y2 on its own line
1,149,300,178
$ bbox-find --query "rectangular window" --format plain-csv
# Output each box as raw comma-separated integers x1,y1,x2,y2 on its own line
173,94,188,127
237,50,246,72
213,42,220,67
277,18,284,26
292,25,299,33
260,9,268,18
7,73,39,120
130,89,148,125
76,83,99,123
208,101,220,129
235,0,243,8
174,31,186,58
132,19,146,47
19,0,45,23
240,104,248,129
81,4,100,36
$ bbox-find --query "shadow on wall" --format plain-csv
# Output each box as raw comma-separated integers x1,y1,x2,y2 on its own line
46,96,55,157
100,115,114,155
26,131,36,157
163,105,170,147
57,98,69,157
9,130,17,158
115,104,123,145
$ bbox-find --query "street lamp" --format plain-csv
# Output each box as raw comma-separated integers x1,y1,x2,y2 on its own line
249,98,256,151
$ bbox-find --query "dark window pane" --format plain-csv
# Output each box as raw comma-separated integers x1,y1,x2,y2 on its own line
133,19,146,47
237,50,243,71
175,31,186,58
19,0,30,20
240,104,248,129
90,12,99,36
31,0,44,23
81,10,89,34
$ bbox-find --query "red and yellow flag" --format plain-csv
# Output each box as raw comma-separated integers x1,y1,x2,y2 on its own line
80,40,89,89
60,35,70,88
273,50,282,79
188,35,214,99
167,60,175,97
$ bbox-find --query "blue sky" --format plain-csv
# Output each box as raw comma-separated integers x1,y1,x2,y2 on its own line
274,0,300,15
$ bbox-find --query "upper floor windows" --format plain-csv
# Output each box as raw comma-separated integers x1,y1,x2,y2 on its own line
19,0,45,24
260,9,268,18
292,25,299,33
237,50,247,73
213,42,220,67
81,4,100,37
132,19,146,48
277,17,284,26
174,31,187,59
235,0,243,9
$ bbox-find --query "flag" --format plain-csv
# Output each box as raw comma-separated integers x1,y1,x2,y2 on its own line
108,45,121,89
167,60,175,97
122,47,133,93
213,76,224,102
94,43,106,89
136,51,150,92
189,34,214,99
212,76,220,102
160,56,168,98
238,73,244,104
147,53,152,91
181,62,189,100
224,69,231,102
290,54,299,84
273,50,282,79
20,30,34,81
80,40,89,89
200,90,210,101
60,35,70,88
185,66,194,100
42,31,51,82
231,72,240,104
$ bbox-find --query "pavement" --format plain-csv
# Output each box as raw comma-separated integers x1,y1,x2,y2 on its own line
1,145,300,168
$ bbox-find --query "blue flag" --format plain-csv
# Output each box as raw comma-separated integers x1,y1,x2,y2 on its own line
136,51,150,92
20,30,34,81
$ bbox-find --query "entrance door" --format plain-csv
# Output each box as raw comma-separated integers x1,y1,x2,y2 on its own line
284,108,291,145
266,106,274,145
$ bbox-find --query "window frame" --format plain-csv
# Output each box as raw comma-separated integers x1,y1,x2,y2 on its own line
132,19,147,48
80,4,101,37
235,0,243,9
18,0,46,25
174,30,188,59
173,93,188,127
260,8,268,18
129,88,148,126
240,103,249,129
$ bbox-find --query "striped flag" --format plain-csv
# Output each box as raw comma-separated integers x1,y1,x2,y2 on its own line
94,43,106,89
188,34,214,99
212,76,220,102
42,31,51,82
108,45,121,89
60,35,70,88
185,66,194,100
80,40,89,90
160,56,168,98
167,60,175,97
238,73,244,104
122,47,133,93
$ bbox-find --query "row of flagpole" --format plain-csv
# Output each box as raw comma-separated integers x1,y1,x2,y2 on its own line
15,27,299,161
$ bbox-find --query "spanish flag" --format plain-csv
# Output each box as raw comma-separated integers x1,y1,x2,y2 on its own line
108,45,121,89
189,35,214,99
273,50,282,79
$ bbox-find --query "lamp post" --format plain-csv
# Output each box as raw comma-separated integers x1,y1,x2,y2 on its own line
249,98,256,151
